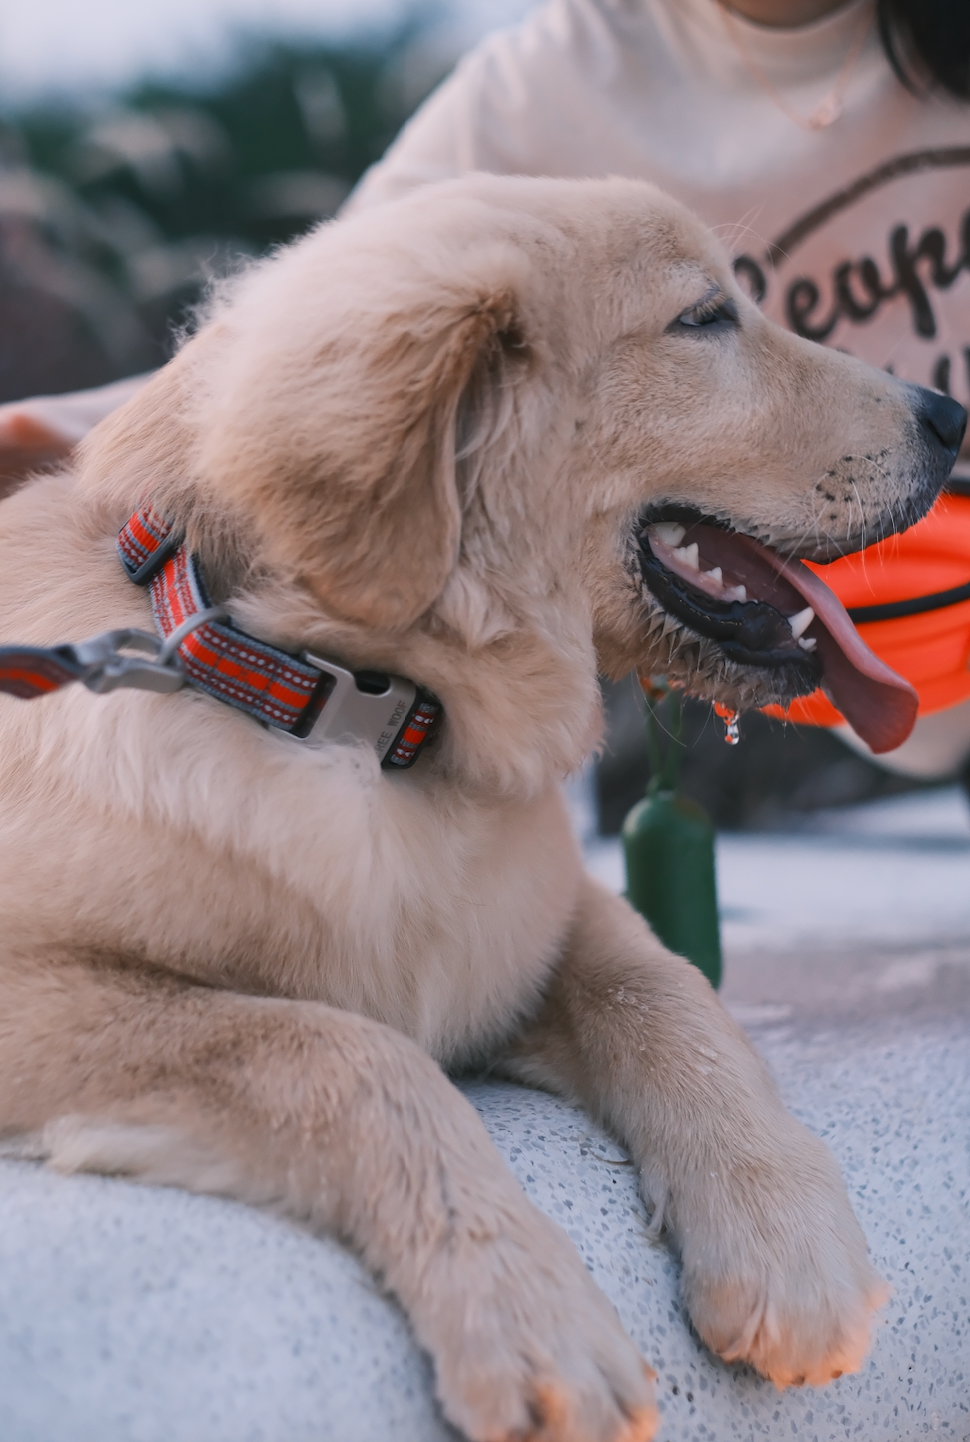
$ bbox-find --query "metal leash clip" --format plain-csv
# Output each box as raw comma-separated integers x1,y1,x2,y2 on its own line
0,608,227,702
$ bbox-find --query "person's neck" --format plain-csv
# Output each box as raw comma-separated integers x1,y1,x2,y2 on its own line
724,0,854,25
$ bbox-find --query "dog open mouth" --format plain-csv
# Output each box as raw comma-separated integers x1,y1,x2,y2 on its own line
639,512,918,754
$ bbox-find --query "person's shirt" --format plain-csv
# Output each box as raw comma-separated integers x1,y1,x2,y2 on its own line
349,0,970,431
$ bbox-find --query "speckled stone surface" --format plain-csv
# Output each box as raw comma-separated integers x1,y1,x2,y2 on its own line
468,1026,970,1441
2,1020,968,1441
0,1159,450,1442
2,789,969,1441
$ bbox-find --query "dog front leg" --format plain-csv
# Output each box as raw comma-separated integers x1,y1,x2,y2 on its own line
500,875,888,1389
0,959,656,1442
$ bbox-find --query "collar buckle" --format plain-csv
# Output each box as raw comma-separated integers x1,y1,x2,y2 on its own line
296,653,418,761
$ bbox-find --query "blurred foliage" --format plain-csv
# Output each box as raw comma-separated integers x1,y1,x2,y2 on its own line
0,19,448,400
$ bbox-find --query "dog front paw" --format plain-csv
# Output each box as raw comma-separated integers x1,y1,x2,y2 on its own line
411,1204,658,1442
676,1121,888,1389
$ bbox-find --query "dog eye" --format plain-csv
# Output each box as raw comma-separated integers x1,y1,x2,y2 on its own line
672,298,738,332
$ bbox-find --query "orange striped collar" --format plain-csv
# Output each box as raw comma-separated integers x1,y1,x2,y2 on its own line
116,508,441,769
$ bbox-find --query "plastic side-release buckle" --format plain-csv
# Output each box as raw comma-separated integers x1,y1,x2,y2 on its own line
299,652,421,764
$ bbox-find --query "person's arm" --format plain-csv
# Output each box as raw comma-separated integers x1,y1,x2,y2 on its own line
0,373,153,496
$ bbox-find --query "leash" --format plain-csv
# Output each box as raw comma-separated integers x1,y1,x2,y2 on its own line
0,506,441,770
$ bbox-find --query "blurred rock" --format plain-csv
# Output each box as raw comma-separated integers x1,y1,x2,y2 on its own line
0,211,157,402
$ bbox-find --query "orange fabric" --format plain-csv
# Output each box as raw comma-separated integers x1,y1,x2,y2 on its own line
768,492,970,728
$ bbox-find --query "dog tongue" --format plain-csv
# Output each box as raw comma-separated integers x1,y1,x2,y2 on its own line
687,525,918,754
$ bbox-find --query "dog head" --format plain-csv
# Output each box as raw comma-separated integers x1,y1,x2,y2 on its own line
78,176,965,790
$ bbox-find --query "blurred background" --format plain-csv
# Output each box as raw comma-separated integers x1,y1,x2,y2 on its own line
0,0,938,830
0,1,534,399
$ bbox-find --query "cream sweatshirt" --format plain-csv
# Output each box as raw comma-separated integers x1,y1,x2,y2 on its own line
350,0,970,425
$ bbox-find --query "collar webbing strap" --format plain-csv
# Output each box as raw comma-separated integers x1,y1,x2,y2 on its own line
386,695,440,767
116,505,181,584
0,646,91,699
119,508,325,734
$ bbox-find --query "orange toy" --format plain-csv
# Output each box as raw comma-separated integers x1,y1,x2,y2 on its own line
775,487,970,730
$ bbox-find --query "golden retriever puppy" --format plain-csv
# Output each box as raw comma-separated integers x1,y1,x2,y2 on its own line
0,175,964,1442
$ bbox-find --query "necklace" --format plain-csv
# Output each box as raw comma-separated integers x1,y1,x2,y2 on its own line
716,1,874,132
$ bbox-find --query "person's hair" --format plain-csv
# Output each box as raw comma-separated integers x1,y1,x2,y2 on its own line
877,0,970,99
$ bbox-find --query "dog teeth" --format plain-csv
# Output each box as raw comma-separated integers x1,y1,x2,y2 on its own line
798,636,817,652
648,524,751,607
787,605,815,640
652,521,686,547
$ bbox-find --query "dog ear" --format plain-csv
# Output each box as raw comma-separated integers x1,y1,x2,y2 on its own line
207,284,524,633
74,345,201,518
79,276,525,634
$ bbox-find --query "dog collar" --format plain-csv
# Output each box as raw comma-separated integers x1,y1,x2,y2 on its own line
0,506,441,771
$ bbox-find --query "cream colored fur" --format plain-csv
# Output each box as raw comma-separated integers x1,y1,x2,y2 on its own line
0,175,925,1441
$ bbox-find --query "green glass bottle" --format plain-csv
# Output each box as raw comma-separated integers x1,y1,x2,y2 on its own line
621,685,722,988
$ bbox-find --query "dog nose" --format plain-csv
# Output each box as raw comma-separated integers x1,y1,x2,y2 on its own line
916,387,967,456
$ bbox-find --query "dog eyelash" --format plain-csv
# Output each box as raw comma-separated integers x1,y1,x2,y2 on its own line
672,297,739,332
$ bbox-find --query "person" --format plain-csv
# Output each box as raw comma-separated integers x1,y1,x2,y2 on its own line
3,0,970,776
0,375,151,497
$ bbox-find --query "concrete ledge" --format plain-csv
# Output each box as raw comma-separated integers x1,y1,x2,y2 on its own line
1,1015,967,1441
